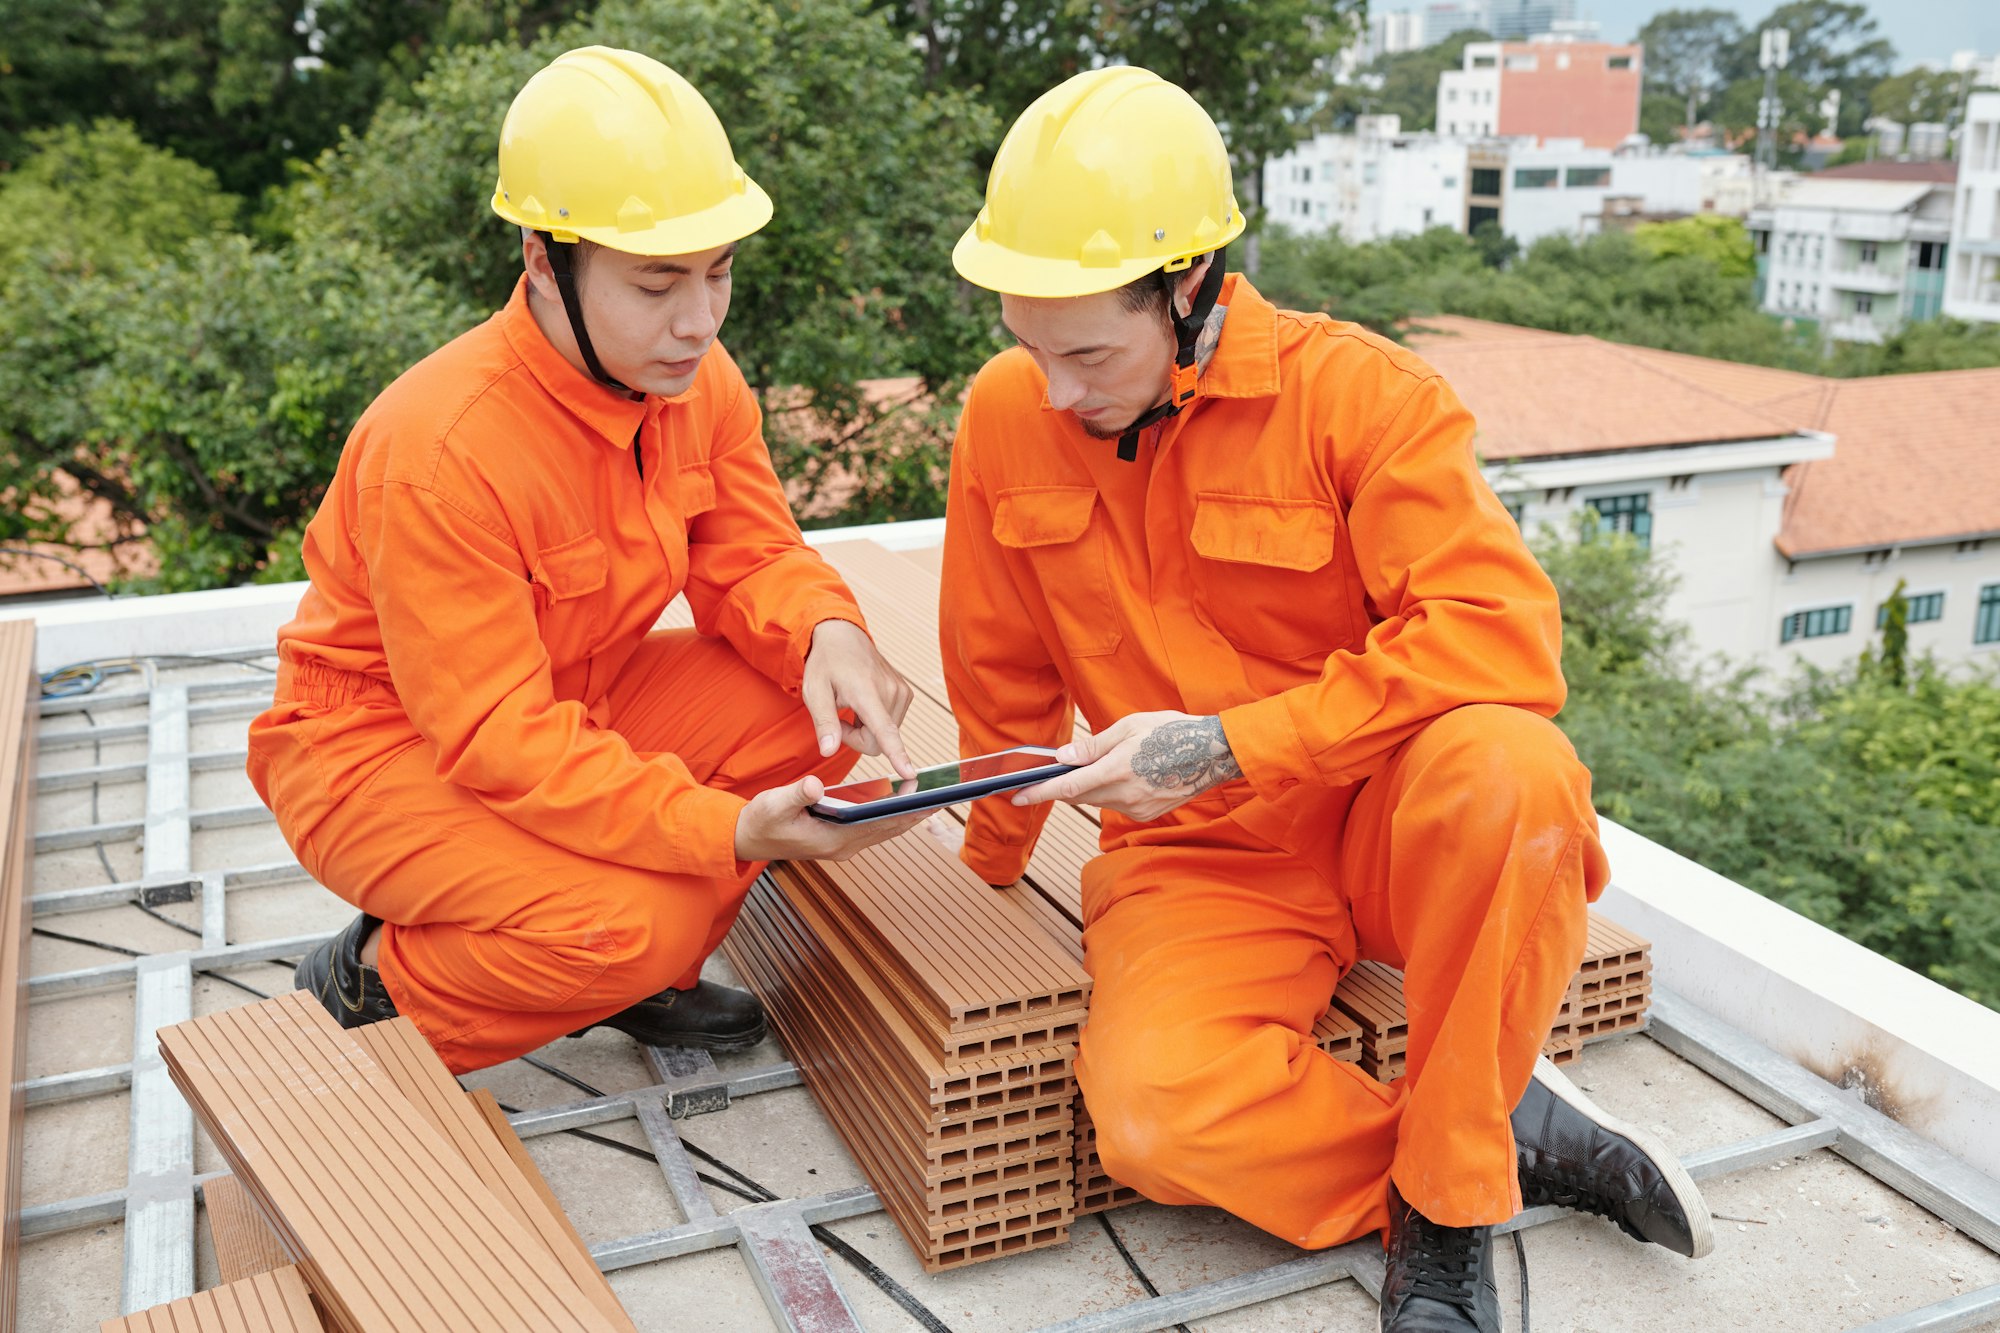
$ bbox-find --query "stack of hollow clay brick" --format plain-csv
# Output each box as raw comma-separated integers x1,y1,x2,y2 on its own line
740,541,1656,1244
723,829,1088,1271
146,991,633,1333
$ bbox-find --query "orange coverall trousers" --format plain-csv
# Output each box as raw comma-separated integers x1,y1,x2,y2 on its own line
1076,704,1605,1247
254,630,852,1072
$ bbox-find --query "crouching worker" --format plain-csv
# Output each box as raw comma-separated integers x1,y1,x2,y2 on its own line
247,47,924,1074
940,68,1712,1331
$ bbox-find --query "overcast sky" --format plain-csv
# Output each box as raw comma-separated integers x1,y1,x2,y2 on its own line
1584,0,1998,70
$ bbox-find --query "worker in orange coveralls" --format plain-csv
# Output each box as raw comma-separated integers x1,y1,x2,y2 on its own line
247,47,926,1074
941,68,1712,1332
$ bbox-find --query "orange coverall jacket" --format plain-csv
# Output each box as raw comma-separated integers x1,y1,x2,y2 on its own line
945,275,1569,879
252,277,861,877
941,274,1605,1244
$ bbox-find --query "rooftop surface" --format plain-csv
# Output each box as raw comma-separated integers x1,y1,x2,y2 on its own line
10,538,2000,1333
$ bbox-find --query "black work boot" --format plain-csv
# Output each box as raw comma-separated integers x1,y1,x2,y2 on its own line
294,912,399,1029
1379,1183,1502,1332
568,981,767,1051
1513,1055,1714,1258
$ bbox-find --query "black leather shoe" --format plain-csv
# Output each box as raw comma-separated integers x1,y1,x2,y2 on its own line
568,981,767,1051
294,913,399,1029
1380,1183,1501,1332
1514,1055,1714,1258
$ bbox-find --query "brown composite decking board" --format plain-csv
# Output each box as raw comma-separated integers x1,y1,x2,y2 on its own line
747,877,1074,1106
203,1174,294,1285
158,992,615,1333
725,920,1074,1263
348,1022,635,1333
731,889,1077,1167
779,836,1088,1031
999,884,1086,967
0,620,34,1333
1312,1008,1365,1060
1330,961,1411,1052
100,1266,324,1333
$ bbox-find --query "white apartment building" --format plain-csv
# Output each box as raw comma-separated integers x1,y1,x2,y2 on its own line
1410,319,2000,674
1749,177,1953,342
1438,50,1501,139
1944,92,2000,324
1262,117,1467,240
1365,8,1428,61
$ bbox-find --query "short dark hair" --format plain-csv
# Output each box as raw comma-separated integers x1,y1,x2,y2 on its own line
1114,267,1173,318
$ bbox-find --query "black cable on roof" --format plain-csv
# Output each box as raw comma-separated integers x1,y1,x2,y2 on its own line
1094,1211,1191,1333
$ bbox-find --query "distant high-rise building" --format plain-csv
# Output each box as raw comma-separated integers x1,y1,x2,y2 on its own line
1487,0,1575,40
1422,1,1490,47
1368,9,1429,60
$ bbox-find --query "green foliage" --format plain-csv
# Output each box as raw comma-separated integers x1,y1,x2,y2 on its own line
0,0,587,197
1637,7,1744,131
1718,0,1895,137
1870,66,1972,128
0,120,241,273
1530,517,2000,1009
1633,215,1756,279
1256,220,2000,377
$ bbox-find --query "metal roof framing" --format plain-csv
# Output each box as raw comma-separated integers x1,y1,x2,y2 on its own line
15,660,2000,1331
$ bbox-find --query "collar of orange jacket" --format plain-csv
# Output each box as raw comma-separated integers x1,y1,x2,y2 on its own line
498,275,707,451
1038,272,1283,414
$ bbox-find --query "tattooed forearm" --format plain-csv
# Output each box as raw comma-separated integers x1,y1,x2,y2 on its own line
1131,716,1242,792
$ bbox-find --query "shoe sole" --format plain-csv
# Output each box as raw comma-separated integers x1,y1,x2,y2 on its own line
1532,1054,1715,1259
567,1022,770,1054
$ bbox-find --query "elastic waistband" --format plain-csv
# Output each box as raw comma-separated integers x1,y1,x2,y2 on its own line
276,659,398,709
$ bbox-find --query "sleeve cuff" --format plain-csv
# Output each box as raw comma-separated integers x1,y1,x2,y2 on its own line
663,784,754,880
1220,692,1322,804
783,600,871,695
960,833,1033,887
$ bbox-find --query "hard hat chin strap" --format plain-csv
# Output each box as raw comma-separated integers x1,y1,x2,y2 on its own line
1115,245,1228,463
538,231,633,394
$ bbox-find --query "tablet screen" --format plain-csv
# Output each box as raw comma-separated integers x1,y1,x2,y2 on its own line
819,749,1062,805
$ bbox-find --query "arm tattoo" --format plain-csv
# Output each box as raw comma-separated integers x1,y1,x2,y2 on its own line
1131,716,1242,792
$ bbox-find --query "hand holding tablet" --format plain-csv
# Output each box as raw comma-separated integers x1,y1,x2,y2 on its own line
808,746,1076,824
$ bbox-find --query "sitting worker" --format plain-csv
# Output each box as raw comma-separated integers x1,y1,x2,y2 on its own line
247,46,923,1075
940,67,1710,1332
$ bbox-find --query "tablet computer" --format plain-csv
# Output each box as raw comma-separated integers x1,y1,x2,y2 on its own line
807,745,1075,824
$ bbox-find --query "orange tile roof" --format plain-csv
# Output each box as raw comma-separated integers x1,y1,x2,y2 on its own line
1404,317,1804,458
1403,316,2000,557
1771,367,2000,557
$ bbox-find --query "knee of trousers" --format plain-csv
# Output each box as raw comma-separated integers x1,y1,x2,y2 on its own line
573,876,721,999
1079,1021,1269,1195
1399,705,1595,841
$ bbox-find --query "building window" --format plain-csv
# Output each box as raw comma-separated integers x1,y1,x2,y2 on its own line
1587,493,1652,549
1506,54,1538,71
1442,175,1460,189
1878,592,1944,626
1301,166,1313,183
1363,162,1380,185
1469,204,1500,231
1917,240,1946,270
1502,497,1526,526
1861,547,1891,570
1471,167,1503,196
1565,166,1612,188
1978,585,2000,645
1781,605,1853,643
1855,293,1874,316
1514,167,1560,190
1859,241,1878,265
1958,539,1987,556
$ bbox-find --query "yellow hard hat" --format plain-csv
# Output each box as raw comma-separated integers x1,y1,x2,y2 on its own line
490,46,771,256
953,66,1244,299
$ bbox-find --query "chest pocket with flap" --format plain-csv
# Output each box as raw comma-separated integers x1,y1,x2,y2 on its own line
1188,493,1350,661
992,485,1122,658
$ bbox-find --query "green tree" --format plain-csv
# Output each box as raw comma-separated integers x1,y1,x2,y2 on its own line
284,0,1002,526
1722,1,1895,137
1632,215,1756,279
1868,65,1968,129
1637,7,1745,132
1710,70,1817,161
1530,517,2000,1009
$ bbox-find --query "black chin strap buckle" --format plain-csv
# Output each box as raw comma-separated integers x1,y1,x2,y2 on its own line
539,231,631,394
1111,244,1228,464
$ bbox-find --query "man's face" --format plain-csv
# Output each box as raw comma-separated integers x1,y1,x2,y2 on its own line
528,236,737,397
1000,288,1177,439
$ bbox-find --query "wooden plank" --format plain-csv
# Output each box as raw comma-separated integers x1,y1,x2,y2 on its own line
100,1266,323,1333
0,619,35,1333
349,1023,635,1333
464,1089,602,1291
158,992,615,1333
203,1175,293,1285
